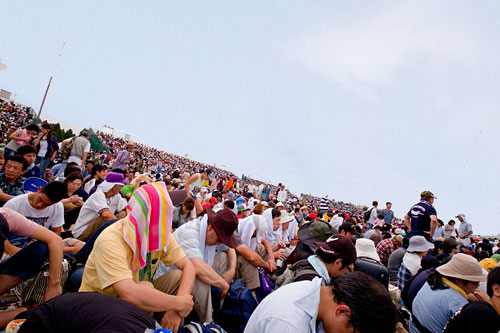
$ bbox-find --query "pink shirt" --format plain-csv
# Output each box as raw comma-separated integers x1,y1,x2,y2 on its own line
0,207,37,237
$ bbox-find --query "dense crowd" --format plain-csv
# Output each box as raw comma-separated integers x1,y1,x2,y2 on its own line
0,99,499,333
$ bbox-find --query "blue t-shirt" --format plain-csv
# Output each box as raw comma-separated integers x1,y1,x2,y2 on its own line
407,200,437,238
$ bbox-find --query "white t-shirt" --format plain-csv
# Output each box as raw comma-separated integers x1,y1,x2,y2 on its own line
84,178,96,194
4,193,64,230
37,138,49,157
72,190,127,238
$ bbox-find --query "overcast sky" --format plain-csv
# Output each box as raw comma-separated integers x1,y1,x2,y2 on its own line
2,1,499,235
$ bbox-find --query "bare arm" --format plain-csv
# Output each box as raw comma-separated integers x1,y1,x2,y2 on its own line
0,190,15,203
429,215,438,239
113,278,193,315
184,174,199,198
81,152,88,167
235,244,271,270
100,208,117,221
30,225,63,302
221,248,236,284
190,258,228,291
172,256,196,296
4,240,21,255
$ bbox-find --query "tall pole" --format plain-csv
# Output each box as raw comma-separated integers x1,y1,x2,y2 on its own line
37,42,65,121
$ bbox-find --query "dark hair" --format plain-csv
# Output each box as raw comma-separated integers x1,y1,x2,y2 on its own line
271,208,281,219
16,145,37,156
427,270,469,291
443,239,458,254
377,213,384,219
67,162,79,169
26,124,40,132
402,237,410,248
182,197,195,212
5,155,28,171
330,272,398,333
448,219,456,225
372,201,378,206
487,267,500,297
41,181,68,203
437,219,444,226
41,123,53,141
86,160,95,166
112,168,126,176
64,166,81,177
91,164,105,176
222,189,229,194
224,200,235,210
64,171,84,185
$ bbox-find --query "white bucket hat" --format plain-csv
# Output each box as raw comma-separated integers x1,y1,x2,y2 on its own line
355,238,380,261
280,210,294,224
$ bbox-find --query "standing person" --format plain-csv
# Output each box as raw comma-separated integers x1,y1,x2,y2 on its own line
456,213,473,245
404,190,438,241
3,123,39,159
56,130,92,177
33,123,59,179
381,202,395,226
112,142,134,173
432,219,445,241
277,184,287,203
319,195,329,214
444,220,458,238
366,201,379,227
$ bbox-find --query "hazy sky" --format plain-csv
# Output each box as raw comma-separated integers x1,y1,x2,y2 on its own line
2,1,499,235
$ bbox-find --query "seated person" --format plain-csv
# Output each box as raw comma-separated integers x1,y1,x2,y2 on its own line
61,171,86,230
172,197,196,229
397,235,434,290
234,214,276,291
412,253,486,333
0,155,28,206
15,145,40,179
354,238,389,287
444,266,500,333
4,181,66,249
82,164,105,194
72,172,127,241
0,208,62,328
15,292,159,333
245,271,398,333
292,235,357,284
79,182,195,333
173,208,238,323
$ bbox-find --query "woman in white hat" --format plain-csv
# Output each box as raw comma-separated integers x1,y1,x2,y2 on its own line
411,253,487,333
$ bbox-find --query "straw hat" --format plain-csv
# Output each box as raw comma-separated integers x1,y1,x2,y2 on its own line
436,253,487,282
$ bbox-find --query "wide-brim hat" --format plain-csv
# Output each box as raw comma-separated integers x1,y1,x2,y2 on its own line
280,210,294,224
436,253,487,282
206,208,238,248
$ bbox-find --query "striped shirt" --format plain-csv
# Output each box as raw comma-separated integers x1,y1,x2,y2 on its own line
320,196,329,212
173,220,203,259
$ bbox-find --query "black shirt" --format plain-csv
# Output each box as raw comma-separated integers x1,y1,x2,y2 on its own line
443,301,500,333
18,292,157,333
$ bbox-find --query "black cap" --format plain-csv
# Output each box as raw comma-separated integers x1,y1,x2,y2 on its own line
315,235,357,264
339,222,360,236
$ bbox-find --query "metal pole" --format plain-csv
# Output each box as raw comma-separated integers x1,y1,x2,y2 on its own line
36,42,65,121
37,76,52,120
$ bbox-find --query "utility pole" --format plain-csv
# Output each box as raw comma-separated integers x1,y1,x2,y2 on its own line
37,42,65,121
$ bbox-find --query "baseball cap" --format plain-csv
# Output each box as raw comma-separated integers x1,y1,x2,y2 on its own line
237,204,250,212
315,235,357,264
298,220,334,250
338,222,360,236
210,197,217,204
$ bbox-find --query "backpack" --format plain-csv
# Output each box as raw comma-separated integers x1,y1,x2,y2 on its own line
363,207,374,221
58,137,75,160
211,279,258,333
274,261,319,289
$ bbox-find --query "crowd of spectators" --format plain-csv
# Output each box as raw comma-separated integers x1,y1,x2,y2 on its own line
0,99,499,332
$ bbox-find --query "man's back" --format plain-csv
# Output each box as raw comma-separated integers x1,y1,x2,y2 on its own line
245,278,322,332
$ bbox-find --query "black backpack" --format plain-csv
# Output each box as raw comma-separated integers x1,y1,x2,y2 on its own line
363,207,374,221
